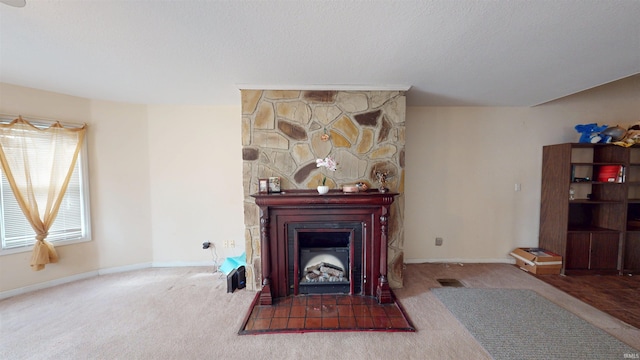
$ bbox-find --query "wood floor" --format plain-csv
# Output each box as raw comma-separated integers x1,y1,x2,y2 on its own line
534,272,640,329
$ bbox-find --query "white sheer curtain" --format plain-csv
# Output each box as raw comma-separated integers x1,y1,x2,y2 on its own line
0,116,86,270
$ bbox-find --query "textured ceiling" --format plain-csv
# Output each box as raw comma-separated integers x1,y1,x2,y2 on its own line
0,1,638,107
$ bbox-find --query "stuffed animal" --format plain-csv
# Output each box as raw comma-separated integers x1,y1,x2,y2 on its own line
574,123,609,143
613,122,640,147
625,130,640,144
601,125,627,142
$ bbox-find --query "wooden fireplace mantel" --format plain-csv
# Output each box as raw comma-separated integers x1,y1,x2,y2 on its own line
251,189,398,305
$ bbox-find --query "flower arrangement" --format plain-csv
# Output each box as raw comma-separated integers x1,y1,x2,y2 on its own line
316,156,337,186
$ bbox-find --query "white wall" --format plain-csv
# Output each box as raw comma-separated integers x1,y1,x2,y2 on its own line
146,105,245,266
89,101,153,270
404,75,640,263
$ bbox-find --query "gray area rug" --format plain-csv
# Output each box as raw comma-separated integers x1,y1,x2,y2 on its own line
431,288,638,359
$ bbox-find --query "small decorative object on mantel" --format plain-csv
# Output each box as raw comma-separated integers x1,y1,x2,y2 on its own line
268,177,281,193
355,182,369,192
315,156,337,194
258,179,269,193
342,184,359,193
375,171,389,193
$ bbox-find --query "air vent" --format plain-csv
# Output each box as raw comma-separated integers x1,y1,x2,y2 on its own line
437,278,465,287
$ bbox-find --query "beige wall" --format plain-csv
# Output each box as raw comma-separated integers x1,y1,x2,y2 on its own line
404,75,640,262
1,74,638,294
146,105,245,264
0,83,153,292
0,84,246,295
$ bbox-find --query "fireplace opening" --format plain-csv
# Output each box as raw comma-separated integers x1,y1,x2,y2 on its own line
299,232,350,294
287,222,363,296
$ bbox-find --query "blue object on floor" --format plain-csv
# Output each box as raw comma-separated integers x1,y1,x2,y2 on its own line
219,252,246,275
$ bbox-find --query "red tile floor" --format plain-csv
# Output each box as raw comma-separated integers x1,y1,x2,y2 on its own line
239,294,415,334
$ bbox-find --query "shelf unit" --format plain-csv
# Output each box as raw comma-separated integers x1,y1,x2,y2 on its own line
539,143,638,275
625,154,640,272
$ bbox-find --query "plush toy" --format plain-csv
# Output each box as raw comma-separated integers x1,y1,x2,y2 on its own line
574,123,609,143
624,130,640,144
601,125,627,142
613,122,640,147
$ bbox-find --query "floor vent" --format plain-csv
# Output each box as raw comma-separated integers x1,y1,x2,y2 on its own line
437,278,465,287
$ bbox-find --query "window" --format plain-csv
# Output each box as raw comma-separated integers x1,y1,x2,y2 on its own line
0,116,91,254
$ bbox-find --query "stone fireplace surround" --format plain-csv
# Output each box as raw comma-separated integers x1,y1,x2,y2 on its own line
242,89,406,292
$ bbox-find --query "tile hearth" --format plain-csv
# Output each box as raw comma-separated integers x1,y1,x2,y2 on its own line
239,294,415,334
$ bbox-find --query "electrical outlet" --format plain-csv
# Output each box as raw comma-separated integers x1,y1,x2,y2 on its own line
435,237,443,246
223,240,228,248
230,240,235,248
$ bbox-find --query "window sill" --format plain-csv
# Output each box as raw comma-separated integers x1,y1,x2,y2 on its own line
0,237,92,256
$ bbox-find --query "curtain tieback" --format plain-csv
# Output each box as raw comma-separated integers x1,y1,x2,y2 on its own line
35,233,49,242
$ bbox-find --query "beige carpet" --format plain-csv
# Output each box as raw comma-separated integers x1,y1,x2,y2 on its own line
1,263,638,360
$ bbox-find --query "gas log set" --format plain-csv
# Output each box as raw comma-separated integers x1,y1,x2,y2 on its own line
302,262,346,283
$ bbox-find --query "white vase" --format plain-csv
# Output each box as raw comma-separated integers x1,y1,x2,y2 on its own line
317,185,329,194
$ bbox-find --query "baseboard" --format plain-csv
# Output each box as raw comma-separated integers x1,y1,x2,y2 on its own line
151,261,215,268
0,261,214,300
98,262,153,275
0,270,99,300
404,258,516,265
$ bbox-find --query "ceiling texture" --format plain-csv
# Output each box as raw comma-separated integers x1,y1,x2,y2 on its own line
0,0,638,107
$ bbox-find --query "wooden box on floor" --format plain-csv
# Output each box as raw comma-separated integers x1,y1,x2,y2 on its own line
510,248,562,275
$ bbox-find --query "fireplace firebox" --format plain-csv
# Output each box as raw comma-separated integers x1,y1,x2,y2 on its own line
252,189,397,305
288,223,363,295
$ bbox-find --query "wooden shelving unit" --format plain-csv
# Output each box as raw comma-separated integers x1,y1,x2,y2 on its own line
539,143,639,274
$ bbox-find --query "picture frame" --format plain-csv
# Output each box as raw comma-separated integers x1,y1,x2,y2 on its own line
258,179,269,193
268,177,281,193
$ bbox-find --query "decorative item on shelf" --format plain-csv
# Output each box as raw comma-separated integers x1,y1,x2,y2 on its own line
315,156,337,194
375,171,389,193
569,186,575,201
613,122,640,147
342,184,359,193
574,123,610,144
258,179,269,193
601,125,627,142
268,177,281,193
356,182,368,192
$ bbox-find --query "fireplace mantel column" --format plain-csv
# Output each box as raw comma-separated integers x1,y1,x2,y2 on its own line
258,206,273,305
376,204,392,303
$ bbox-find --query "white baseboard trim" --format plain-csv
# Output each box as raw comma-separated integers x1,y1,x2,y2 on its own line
0,261,214,300
0,270,99,300
98,262,153,275
152,261,215,268
404,258,516,264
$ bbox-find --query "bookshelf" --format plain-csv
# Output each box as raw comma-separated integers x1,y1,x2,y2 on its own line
539,143,638,274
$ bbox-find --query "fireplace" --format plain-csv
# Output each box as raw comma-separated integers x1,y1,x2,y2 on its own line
252,189,397,304
288,223,363,295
